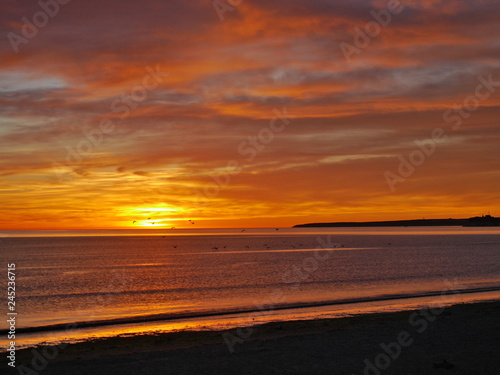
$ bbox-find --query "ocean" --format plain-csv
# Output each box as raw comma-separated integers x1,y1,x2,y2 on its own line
1,227,500,350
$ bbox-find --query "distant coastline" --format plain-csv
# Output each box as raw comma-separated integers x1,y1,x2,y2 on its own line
294,215,500,228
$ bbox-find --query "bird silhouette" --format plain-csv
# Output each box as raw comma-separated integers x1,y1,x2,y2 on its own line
133,221,136,224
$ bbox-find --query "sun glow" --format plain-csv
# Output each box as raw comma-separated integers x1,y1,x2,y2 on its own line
128,207,181,227
134,208,178,212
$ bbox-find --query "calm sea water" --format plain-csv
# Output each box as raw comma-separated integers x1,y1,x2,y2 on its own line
1,227,499,348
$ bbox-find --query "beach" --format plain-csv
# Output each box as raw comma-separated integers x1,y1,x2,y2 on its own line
3,0,500,373
10,300,500,375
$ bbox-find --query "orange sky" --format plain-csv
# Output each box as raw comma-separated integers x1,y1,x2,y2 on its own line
1,0,499,229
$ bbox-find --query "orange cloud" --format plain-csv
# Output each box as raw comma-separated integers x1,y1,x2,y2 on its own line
1,0,499,229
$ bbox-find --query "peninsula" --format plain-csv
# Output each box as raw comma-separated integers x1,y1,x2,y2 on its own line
294,215,500,228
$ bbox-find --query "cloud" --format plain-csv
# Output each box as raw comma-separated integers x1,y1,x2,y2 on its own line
1,0,499,228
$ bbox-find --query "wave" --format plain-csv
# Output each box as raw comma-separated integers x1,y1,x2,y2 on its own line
3,285,500,335
19,276,499,300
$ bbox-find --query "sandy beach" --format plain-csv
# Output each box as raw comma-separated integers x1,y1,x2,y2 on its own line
8,300,500,375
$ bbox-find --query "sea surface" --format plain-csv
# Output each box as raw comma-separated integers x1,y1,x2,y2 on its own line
1,227,500,349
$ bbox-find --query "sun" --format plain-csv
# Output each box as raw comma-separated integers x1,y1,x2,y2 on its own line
128,207,179,227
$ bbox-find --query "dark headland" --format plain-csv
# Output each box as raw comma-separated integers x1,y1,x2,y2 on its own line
294,215,500,228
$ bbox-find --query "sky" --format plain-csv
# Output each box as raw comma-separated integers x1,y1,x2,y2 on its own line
1,0,499,229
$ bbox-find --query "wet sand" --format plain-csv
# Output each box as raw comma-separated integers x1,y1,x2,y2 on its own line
9,300,500,374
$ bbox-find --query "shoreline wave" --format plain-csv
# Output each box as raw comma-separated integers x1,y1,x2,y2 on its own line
5,286,500,335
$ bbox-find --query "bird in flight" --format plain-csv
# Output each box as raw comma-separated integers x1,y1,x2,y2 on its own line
133,221,136,224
